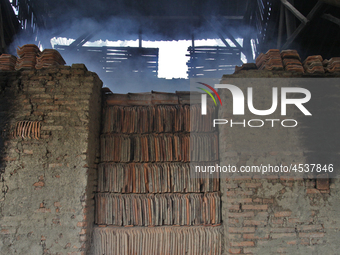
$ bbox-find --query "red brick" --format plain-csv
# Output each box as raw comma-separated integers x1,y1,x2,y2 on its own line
36,208,51,213
47,112,71,117
229,234,242,239
54,100,77,105
79,235,87,242
49,163,63,168
299,232,325,238
0,229,10,234
227,190,254,197
257,240,269,246
77,221,87,227
228,218,239,225
276,247,287,253
244,220,267,226
282,182,294,187
233,176,252,181
256,212,269,218
287,240,297,245
253,175,278,179
271,228,295,233
3,156,17,161
41,126,64,131
37,105,59,111
297,225,323,232
245,183,262,188
306,189,320,194
299,238,310,245
226,183,238,189
242,204,268,210
31,98,53,104
316,175,329,190
243,247,260,254
54,202,61,207
252,198,262,203
54,94,64,99
23,105,32,110
23,149,33,154
229,227,255,233
263,198,274,204
271,219,284,225
33,181,44,187
32,111,44,116
274,211,291,217
28,87,46,93
31,94,52,99
79,228,87,235
229,248,241,254
271,233,296,239
228,204,240,210
230,241,255,247
243,233,269,240
229,212,255,218
228,198,253,203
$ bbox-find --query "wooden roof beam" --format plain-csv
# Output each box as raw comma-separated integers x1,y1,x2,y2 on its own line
281,0,324,49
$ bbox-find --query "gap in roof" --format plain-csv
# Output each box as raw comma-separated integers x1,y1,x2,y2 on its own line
51,37,245,79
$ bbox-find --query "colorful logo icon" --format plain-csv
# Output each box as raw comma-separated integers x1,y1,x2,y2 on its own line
197,82,222,115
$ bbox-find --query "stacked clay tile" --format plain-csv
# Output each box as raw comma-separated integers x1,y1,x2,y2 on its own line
280,49,304,73
303,55,324,74
15,44,40,70
0,54,17,71
323,57,340,73
255,49,283,70
234,63,257,74
35,49,66,69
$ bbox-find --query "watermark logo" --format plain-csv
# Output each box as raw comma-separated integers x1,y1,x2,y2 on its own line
199,82,312,128
197,82,222,115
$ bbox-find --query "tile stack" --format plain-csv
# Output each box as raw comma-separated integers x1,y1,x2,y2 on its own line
95,192,221,226
256,49,284,71
102,104,216,134
15,44,40,70
97,163,219,194
303,55,325,74
35,49,66,69
100,133,218,162
281,50,304,73
323,57,340,73
0,54,17,71
234,63,258,74
94,226,222,255
94,92,222,254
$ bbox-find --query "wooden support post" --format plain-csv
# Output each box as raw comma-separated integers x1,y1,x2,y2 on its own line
322,13,340,27
281,0,308,24
277,3,285,49
0,4,6,54
139,28,142,48
282,0,324,49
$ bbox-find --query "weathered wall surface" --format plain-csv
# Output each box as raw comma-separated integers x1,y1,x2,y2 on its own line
219,71,340,254
0,64,102,255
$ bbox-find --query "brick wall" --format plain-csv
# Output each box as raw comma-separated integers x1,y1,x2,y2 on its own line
0,64,102,255
219,70,340,254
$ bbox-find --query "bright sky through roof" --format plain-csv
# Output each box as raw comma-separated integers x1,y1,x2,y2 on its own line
51,37,244,79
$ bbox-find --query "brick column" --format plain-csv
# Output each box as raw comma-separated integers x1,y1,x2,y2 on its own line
0,64,102,255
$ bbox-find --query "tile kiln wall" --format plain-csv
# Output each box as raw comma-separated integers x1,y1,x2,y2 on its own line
0,64,102,255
